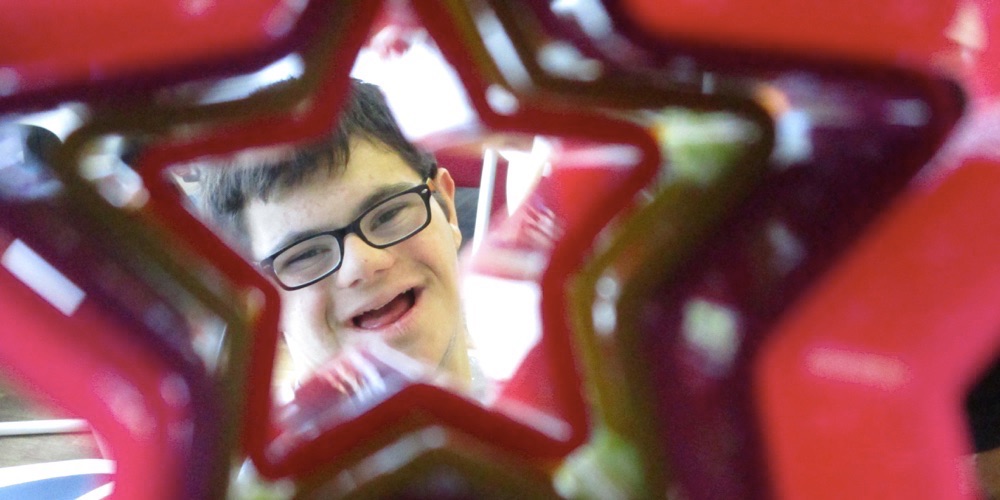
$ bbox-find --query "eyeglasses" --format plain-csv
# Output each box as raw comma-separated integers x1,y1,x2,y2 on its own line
260,180,436,290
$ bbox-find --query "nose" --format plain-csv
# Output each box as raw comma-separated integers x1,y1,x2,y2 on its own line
333,233,394,288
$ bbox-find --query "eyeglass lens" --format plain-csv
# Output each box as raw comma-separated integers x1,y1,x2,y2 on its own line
272,190,430,288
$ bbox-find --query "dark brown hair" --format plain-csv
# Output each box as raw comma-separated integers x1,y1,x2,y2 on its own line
199,78,437,246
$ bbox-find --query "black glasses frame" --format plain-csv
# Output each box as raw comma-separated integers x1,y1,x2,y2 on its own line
260,181,435,290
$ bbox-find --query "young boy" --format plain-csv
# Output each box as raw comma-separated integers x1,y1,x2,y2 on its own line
199,79,476,398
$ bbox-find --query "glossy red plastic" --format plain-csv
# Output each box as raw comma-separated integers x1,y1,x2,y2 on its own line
0,257,192,499
617,0,961,72
1,0,992,498
300,426,558,498
0,192,227,498
132,1,382,479
128,0,660,480
0,0,333,111
624,73,961,499
756,159,1000,499
953,0,1000,100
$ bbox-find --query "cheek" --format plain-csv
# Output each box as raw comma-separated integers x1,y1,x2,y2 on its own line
278,289,336,372
278,290,329,336
448,218,462,249
419,223,463,282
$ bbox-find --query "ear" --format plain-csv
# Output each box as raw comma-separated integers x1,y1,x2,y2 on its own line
434,167,463,247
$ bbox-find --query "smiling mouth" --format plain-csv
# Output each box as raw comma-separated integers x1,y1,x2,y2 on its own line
352,288,417,330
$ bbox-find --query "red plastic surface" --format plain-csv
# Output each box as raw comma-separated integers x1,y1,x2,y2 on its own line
128,0,661,480
617,0,961,71
0,0,326,108
756,159,1000,499
0,191,227,498
0,0,996,498
133,20,369,478
623,70,961,499
0,257,192,499
961,0,1000,100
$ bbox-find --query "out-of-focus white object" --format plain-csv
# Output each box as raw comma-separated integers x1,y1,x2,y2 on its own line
352,31,475,141
462,275,541,382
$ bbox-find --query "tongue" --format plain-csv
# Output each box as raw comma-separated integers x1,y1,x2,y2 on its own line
354,291,414,329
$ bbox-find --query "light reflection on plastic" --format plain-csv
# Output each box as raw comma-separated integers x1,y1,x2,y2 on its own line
772,109,814,166
16,107,83,141
0,67,20,97
95,373,155,438
162,374,195,448
945,1,986,56
653,109,763,183
0,124,25,167
80,136,149,209
485,84,520,116
766,220,806,277
805,347,912,390
592,274,620,337
323,427,448,495
1,239,85,315
0,123,62,200
497,400,572,441
536,41,603,81
557,144,641,169
181,0,214,16
475,11,532,88
681,298,741,374
197,53,305,104
550,0,615,38
884,99,932,127
264,2,300,38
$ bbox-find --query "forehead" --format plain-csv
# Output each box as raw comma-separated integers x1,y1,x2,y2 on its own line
243,139,422,258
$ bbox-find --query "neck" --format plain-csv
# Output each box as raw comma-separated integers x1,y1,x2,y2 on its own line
437,323,472,390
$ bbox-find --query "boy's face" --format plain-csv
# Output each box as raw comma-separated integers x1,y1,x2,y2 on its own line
243,138,468,384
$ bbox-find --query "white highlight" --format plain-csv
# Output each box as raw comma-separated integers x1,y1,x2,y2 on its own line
682,298,741,372
2,239,85,316
806,347,911,390
485,84,520,116
471,148,498,255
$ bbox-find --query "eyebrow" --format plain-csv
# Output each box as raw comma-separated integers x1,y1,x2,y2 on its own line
261,181,418,259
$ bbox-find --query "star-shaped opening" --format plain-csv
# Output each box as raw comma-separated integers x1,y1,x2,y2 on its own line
113,0,663,482
0,1,982,498
27,0,655,484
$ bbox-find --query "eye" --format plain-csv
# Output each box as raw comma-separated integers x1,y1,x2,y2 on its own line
370,203,407,230
284,247,327,267
367,196,418,230
275,243,336,276
361,192,426,243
